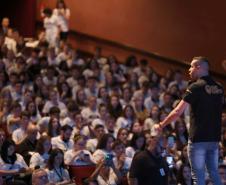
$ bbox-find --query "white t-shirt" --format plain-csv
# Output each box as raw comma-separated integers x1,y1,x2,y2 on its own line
125,146,136,158
6,114,20,134
115,117,133,131
86,138,98,153
12,127,27,144
29,152,49,168
51,136,74,152
46,167,70,184
97,168,118,185
64,149,93,166
44,14,59,47
81,107,100,121
42,100,67,115
0,153,28,171
53,8,70,32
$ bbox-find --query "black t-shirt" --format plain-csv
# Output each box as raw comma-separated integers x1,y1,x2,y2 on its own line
183,76,224,142
129,149,169,185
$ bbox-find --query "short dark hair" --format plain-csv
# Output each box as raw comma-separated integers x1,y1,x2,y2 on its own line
49,106,60,115
192,56,209,66
43,8,52,16
219,164,226,170
94,124,104,130
61,124,73,132
20,110,30,118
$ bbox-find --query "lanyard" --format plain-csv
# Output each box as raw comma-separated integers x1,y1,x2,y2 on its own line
54,167,63,181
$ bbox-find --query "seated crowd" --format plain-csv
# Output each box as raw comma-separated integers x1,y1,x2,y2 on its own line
0,16,225,185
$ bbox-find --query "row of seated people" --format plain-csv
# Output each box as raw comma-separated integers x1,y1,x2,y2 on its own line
0,15,226,185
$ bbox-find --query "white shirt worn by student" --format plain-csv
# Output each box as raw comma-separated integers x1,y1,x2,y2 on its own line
44,14,59,47
115,117,133,131
81,107,100,121
64,149,93,166
92,149,114,164
12,127,27,144
86,138,98,153
125,146,136,159
6,114,20,134
0,153,28,171
97,168,118,185
53,8,70,32
51,136,74,152
42,100,67,115
61,116,76,127
46,167,70,184
29,152,49,169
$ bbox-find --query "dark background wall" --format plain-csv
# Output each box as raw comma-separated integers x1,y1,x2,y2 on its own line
0,0,36,37
37,0,226,77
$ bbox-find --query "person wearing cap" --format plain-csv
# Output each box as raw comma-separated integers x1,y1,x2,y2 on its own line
155,56,224,185
129,128,169,185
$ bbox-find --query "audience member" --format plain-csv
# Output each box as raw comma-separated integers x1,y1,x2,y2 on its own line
42,8,59,47
53,0,70,41
17,124,39,164
46,148,71,184
51,124,74,152
64,134,93,166
29,135,51,169
129,130,169,185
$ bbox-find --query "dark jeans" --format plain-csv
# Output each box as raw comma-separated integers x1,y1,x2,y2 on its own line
60,31,68,41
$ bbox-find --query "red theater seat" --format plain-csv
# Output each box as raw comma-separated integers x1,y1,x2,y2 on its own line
69,165,96,185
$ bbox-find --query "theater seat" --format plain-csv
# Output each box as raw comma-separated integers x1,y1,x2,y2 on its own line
68,165,96,185
121,175,129,185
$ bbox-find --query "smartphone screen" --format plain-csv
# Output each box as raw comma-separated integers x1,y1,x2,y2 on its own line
167,136,175,148
166,156,174,168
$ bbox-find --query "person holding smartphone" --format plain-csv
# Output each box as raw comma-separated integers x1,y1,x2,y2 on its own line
64,134,94,166
155,57,224,185
87,155,122,185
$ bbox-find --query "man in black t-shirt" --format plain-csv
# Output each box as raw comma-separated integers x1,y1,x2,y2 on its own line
155,56,224,185
129,129,169,185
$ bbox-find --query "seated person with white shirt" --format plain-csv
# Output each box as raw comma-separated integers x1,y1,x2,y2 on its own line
46,148,71,184
30,135,51,169
86,124,105,153
32,168,52,185
51,124,74,152
64,134,94,166
112,140,132,177
37,106,60,135
12,111,30,145
0,139,32,185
